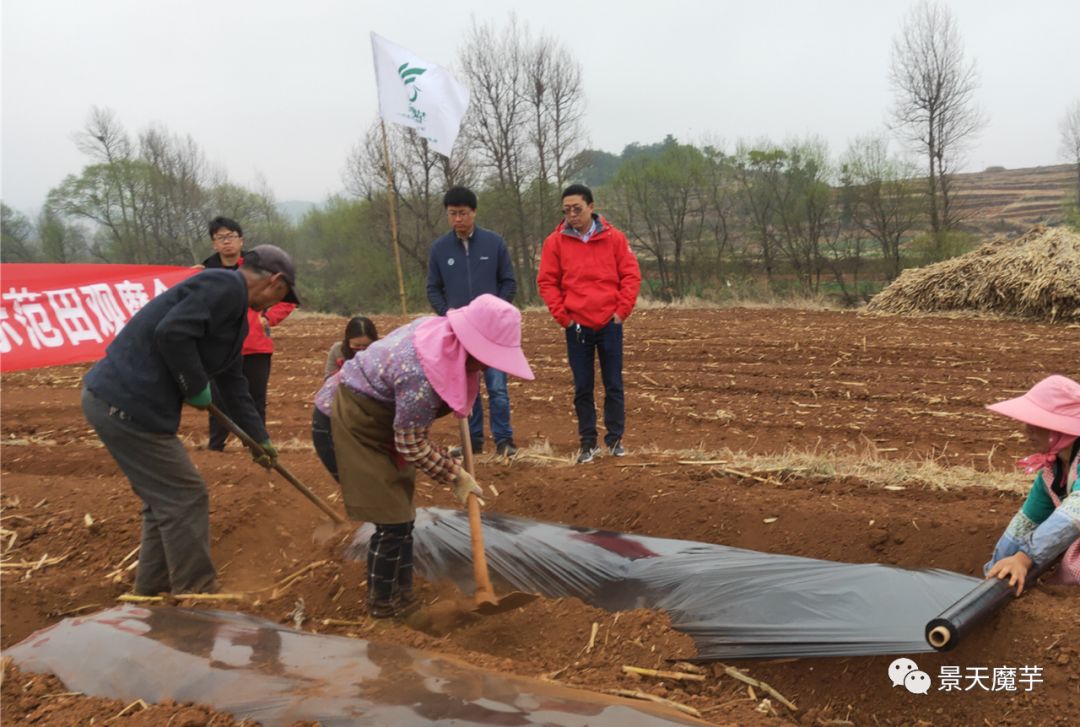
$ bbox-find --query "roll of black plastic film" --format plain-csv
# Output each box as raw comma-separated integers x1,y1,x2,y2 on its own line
925,560,1051,651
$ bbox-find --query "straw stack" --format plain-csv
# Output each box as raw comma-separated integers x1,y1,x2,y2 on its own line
867,226,1080,322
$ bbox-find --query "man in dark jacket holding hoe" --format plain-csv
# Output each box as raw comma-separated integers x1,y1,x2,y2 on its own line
81,245,300,595
426,185,519,456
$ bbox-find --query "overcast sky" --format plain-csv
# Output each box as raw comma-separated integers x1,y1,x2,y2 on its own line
3,0,1078,215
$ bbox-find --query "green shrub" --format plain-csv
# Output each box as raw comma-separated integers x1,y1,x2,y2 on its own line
1063,202,1080,232
906,230,979,265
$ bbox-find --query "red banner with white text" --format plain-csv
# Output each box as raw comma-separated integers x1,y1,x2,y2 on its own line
0,264,198,373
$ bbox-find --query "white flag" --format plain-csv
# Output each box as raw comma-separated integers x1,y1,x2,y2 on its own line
371,33,470,158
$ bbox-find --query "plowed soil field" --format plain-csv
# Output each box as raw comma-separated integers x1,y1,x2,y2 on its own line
2,307,1078,726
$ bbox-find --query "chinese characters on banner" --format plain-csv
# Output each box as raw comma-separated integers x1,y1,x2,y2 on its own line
0,264,198,372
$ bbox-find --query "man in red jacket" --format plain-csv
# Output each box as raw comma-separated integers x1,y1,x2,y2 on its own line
537,184,641,464
199,216,296,451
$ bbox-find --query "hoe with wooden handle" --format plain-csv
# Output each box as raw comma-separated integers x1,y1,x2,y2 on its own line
459,417,537,615
208,403,346,527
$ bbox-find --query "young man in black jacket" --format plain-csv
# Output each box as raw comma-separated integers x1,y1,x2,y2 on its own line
199,216,296,451
82,245,300,595
426,186,519,455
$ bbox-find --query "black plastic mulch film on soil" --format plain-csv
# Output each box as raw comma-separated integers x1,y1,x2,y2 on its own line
7,508,985,726
347,508,979,659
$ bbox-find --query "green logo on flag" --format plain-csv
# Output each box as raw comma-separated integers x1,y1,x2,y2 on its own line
398,62,427,102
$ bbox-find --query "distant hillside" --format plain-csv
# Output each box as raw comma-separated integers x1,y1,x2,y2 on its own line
949,163,1076,233
576,142,1076,234
277,200,317,223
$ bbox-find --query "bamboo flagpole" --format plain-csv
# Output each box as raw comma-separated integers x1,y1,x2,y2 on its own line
370,33,470,315
380,120,409,315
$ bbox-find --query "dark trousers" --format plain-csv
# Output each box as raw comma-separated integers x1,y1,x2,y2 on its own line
565,321,625,448
367,522,414,604
311,408,338,481
82,388,217,595
208,353,271,450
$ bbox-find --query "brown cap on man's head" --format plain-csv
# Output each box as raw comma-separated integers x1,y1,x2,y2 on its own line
244,244,300,305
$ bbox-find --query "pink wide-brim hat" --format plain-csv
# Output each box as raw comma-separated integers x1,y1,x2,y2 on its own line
986,375,1080,436
447,294,534,381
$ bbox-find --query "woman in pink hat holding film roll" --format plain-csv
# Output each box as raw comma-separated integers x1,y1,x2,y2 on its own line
315,294,534,618
984,375,1080,594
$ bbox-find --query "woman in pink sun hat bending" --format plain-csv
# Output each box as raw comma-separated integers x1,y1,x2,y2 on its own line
985,375,1080,595
316,294,534,618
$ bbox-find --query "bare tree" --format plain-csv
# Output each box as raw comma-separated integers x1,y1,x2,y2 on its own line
65,107,148,261
700,144,736,284
48,107,280,265
840,135,921,280
733,142,783,286
524,37,554,217
766,139,834,294
459,19,529,191
459,17,536,296
889,0,984,244
545,45,587,188
610,142,707,297
821,222,870,306
609,158,671,295
1061,99,1080,209
345,120,472,202
138,124,215,262
457,17,586,302
524,37,586,213
74,106,134,164
344,120,475,273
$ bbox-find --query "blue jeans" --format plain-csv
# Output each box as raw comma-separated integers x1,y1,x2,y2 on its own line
469,367,513,444
566,321,624,448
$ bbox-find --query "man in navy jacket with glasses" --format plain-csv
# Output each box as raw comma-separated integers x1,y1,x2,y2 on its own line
426,186,519,456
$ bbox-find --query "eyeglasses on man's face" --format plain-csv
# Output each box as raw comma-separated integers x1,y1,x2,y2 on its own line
213,233,241,242
562,205,587,216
